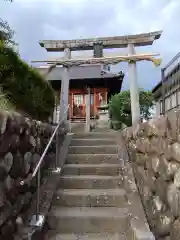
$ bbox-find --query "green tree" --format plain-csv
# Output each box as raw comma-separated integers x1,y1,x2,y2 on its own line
0,18,15,45
0,0,55,120
0,0,15,45
0,43,55,120
109,90,154,129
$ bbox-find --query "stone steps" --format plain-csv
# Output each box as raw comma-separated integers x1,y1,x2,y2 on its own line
46,132,129,238
53,188,126,207
66,153,120,164
72,132,118,139
48,207,129,233
69,146,118,154
70,138,117,146
47,232,127,240
62,164,121,176
58,175,123,189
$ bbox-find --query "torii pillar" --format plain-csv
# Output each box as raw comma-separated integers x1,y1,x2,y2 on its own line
59,48,71,121
128,44,141,126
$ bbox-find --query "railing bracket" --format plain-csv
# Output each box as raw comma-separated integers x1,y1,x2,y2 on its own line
44,167,62,176
30,215,45,228
51,167,61,174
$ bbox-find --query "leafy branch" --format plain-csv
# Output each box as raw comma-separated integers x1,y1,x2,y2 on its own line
109,90,154,129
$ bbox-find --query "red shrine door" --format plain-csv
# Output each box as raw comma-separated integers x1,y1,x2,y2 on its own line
71,93,95,120
73,94,85,119
70,88,107,120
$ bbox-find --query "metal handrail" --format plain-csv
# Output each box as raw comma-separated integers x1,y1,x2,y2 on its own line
20,104,70,227
20,104,70,185
32,105,70,178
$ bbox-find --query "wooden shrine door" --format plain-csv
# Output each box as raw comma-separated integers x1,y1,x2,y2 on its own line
72,94,85,119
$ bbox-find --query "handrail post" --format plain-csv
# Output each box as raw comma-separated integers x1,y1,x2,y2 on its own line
30,166,45,228
36,168,41,219
56,126,59,167
69,119,72,133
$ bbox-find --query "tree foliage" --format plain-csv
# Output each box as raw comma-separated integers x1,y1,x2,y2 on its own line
0,43,55,120
0,18,15,46
0,0,15,45
109,90,154,129
0,0,55,120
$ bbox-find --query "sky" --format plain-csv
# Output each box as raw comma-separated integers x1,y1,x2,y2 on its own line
1,0,180,90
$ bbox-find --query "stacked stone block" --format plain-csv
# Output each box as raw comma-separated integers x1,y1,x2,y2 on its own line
0,111,55,239
123,111,180,239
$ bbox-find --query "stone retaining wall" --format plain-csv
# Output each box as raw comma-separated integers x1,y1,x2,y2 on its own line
123,111,180,240
0,111,58,239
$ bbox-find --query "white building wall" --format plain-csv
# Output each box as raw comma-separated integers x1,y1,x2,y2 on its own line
154,52,180,116
155,82,180,116
155,102,161,117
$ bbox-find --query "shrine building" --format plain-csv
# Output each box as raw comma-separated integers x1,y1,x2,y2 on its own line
35,32,161,124
36,39,124,122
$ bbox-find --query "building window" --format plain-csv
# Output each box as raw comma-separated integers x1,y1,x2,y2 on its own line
171,93,177,108
99,92,107,106
90,94,94,105
165,97,170,111
160,100,163,114
74,94,83,105
178,90,180,107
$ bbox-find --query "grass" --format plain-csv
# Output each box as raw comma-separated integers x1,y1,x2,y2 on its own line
0,86,14,111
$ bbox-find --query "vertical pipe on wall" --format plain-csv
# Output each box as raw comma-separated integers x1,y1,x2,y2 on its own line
161,68,165,115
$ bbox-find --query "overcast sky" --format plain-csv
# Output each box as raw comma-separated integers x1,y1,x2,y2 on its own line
1,0,180,90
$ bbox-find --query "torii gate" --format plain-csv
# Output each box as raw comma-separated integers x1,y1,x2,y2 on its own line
33,31,162,129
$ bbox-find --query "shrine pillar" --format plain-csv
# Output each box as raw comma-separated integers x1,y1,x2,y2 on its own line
85,87,91,132
60,48,71,121
128,43,140,126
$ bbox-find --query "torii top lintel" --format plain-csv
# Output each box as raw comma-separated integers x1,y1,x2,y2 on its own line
39,31,162,52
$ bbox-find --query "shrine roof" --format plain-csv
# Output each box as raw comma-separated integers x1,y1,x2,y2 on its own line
36,64,124,81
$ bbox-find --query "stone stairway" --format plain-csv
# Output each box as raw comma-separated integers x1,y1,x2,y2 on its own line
46,132,130,239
